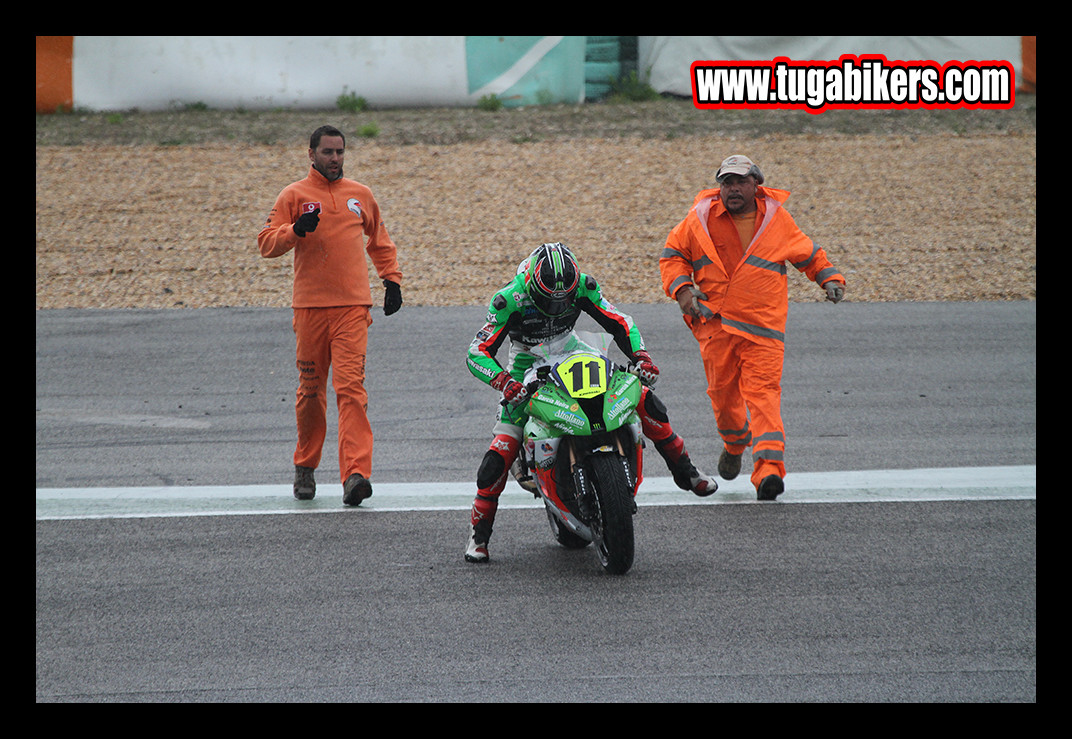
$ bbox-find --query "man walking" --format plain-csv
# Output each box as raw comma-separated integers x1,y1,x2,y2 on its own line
660,155,845,500
258,125,404,505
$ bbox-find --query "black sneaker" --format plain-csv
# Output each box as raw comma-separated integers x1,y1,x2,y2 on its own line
757,475,784,501
718,450,742,480
294,465,316,500
343,473,373,506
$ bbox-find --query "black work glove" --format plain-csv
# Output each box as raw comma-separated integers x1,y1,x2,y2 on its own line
383,280,403,315
293,208,320,237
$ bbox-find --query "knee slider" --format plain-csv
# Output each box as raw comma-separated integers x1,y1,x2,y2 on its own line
643,390,669,424
477,449,507,489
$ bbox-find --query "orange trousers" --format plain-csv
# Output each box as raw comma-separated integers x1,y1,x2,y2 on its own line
292,306,373,483
697,327,787,488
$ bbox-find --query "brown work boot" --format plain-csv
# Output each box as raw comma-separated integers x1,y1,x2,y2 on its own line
293,465,316,500
717,449,742,480
343,473,373,506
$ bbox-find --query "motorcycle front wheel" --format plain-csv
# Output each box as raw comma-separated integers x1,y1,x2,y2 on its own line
586,453,635,575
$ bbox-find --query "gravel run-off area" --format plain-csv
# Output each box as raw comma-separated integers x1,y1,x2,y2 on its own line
36,98,1036,310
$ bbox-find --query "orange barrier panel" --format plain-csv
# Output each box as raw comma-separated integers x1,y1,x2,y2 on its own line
1019,36,1035,93
36,36,73,113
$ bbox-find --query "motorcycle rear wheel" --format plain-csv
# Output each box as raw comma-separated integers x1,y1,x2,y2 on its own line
586,453,635,575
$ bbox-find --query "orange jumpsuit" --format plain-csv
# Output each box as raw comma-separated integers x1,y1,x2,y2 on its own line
258,166,402,483
660,186,844,489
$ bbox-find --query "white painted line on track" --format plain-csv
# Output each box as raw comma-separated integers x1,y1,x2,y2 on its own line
36,465,1034,521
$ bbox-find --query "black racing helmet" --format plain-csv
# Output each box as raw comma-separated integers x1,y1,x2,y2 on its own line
525,242,579,316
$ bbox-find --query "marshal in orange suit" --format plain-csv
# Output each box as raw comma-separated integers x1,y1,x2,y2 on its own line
259,125,404,506
660,155,845,501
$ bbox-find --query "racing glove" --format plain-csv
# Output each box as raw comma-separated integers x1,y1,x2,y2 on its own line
293,208,320,237
631,350,659,387
824,280,846,303
383,280,403,315
491,371,527,405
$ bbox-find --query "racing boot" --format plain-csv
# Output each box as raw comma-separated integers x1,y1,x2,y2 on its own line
343,473,373,506
686,462,719,497
465,495,496,563
294,465,316,500
465,532,489,563
655,435,719,497
718,449,742,480
638,390,718,496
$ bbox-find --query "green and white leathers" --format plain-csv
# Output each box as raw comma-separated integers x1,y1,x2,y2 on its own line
467,268,647,427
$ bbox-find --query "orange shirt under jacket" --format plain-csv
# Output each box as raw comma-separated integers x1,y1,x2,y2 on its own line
660,186,844,348
258,166,403,308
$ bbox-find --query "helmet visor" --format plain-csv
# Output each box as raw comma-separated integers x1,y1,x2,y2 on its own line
534,291,573,316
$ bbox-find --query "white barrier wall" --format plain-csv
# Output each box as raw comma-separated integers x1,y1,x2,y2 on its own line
68,36,586,111
45,36,1027,113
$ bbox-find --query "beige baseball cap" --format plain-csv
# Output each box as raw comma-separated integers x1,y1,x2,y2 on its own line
716,155,763,183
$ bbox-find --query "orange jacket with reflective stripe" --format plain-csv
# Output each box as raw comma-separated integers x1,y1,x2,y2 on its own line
258,166,403,308
660,186,844,348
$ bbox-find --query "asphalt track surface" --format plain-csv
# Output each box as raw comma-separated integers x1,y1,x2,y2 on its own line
36,301,1035,702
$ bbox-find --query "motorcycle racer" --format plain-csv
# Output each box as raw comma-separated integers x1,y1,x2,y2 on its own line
464,242,717,563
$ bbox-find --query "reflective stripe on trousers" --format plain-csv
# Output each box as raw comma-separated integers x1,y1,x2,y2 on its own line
697,327,787,488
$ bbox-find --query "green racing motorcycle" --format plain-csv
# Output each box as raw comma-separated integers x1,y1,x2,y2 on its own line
509,331,645,575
